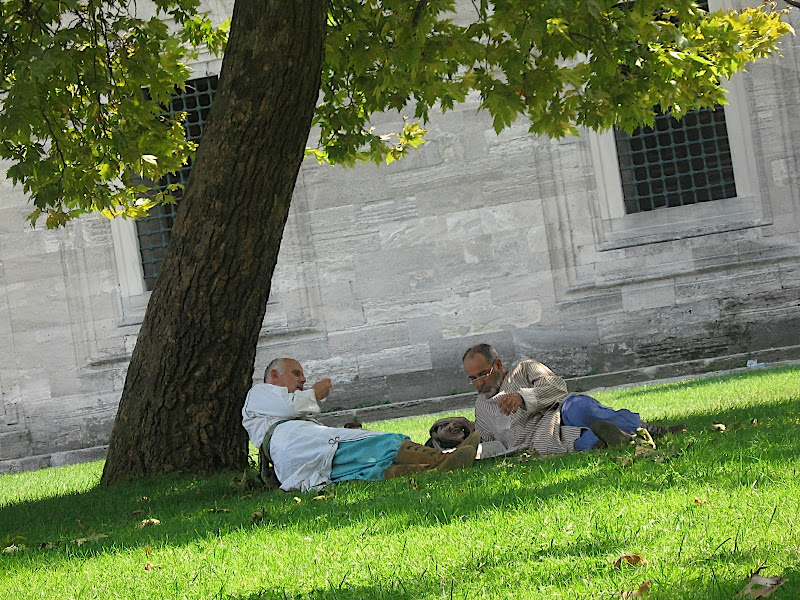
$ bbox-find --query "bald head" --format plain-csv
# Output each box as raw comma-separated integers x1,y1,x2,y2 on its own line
264,358,307,392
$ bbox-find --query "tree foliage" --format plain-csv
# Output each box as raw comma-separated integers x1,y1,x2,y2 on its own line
316,0,793,165
0,0,793,226
0,0,227,227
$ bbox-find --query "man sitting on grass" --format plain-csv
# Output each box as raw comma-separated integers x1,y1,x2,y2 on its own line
242,357,479,492
462,343,686,455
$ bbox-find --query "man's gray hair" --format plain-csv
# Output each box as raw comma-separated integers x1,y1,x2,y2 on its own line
264,358,287,382
462,343,500,363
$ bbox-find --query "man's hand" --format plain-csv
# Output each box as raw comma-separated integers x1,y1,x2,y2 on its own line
497,393,524,415
311,378,333,401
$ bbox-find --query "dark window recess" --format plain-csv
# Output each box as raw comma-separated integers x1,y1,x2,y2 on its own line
614,106,736,214
136,75,218,290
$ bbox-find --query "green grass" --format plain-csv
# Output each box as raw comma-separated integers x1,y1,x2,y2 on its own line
2,365,800,600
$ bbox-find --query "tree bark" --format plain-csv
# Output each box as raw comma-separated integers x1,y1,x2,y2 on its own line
101,0,328,484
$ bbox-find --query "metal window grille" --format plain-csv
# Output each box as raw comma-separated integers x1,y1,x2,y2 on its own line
614,106,736,214
136,75,218,290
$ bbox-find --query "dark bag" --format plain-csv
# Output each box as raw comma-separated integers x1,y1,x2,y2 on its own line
424,416,475,450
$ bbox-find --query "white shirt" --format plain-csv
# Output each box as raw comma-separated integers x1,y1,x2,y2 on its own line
241,383,384,492
241,383,322,447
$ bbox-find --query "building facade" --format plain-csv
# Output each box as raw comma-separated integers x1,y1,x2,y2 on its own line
1,1,799,472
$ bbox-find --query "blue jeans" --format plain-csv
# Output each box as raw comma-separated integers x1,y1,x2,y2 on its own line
561,394,641,451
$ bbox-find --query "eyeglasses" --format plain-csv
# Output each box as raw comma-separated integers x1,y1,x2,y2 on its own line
467,364,495,385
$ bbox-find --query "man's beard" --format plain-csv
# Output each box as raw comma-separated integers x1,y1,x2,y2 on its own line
479,381,502,398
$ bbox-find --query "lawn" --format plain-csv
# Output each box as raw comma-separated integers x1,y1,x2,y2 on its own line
2,365,799,600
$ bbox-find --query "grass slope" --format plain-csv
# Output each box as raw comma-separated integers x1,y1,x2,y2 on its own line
1,365,799,600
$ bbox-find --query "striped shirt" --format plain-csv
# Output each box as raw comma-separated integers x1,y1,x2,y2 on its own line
474,360,583,455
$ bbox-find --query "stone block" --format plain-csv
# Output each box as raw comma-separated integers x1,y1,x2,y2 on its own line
0,429,31,460
387,161,504,197
407,315,444,345
310,253,355,287
50,445,108,468
255,333,331,369
675,269,783,304
302,164,385,212
555,290,623,320
441,295,542,340
595,249,692,286
327,323,409,355
362,293,455,327
0,454,50,474
770,157,799,188
379,215,447,250
302,355,359,389
488,272,546,305
621,281,677,312
779,263,800,288
358,197,419,227
353,247,435,300
357,343,432,379
415,180,491,217
513,318,600,353
6,280,70,331
0,297,11,334
445,199,542,242
321,283,367,331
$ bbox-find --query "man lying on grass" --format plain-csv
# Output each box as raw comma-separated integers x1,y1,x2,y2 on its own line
463,343,686,455
242,358,479,492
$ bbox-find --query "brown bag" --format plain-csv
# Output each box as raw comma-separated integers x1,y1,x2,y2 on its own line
424,416,475,450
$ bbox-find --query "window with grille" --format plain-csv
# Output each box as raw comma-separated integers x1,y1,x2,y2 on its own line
614,106,737,214
136,75,218,290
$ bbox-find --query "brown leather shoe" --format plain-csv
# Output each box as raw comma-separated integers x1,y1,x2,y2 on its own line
432,444,477,472
590,420,634,447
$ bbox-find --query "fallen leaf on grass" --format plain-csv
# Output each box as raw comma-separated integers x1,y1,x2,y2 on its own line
203,504,231,513
144,562,161,571
736,567,787,599
621,580,651,598
293,497,302,504
694,497,707,506
132,509,145,515
136,518,161,529
145,545,152,556
613,553,648,568
711,423,727,433
312,490,334,501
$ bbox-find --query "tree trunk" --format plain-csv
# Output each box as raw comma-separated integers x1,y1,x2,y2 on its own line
101,0,327,484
